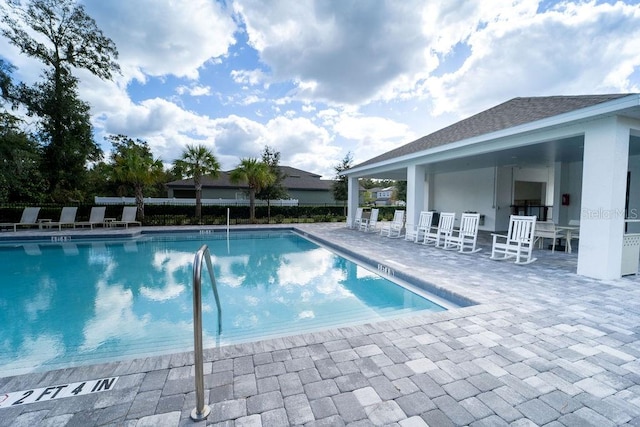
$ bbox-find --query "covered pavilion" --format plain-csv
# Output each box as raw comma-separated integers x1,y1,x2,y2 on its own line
343,94,640,280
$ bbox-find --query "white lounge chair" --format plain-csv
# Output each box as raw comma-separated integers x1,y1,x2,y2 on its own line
48,207,78,231
423,212,455,247
534,220,565,253
75,207,106,229
443,212,482,253
0,207,42,232
111,206,141,228
405,211,434,243
380,210,405,238
348,207,364,229
359,208,379,232
491,215,537,264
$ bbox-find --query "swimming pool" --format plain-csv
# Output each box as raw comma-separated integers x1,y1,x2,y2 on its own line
0,230,449,376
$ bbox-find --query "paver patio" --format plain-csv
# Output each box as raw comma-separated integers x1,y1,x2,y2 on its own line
1,222,639,426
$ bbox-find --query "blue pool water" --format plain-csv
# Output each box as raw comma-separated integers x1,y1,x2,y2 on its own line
0,231,446,376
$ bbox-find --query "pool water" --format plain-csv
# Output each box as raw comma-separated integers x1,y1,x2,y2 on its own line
0,231,445,376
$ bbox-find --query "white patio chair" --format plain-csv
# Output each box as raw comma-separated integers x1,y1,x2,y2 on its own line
423,212,455,247
443,212,482,253
491,215,537,264
359,208,379,232
380,210,405,238
534,220,565,253
405,211,434,243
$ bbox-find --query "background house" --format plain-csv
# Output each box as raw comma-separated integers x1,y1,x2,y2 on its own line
365,186,397,206
166,166,340,205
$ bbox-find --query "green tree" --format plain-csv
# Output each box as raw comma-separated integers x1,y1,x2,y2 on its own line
1,0,119,198
84,161,120,200
394,180,407,204
256,146,288,221
230,158,275,223
107,135,164,221
174,144,221,222
332,152,353,214
0,112,46,202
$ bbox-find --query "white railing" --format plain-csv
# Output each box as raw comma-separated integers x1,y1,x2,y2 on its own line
94,197,299,206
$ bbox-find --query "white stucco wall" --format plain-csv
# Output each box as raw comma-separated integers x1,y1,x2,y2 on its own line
495,167,514,231
556,161,584,225
432,167,496,231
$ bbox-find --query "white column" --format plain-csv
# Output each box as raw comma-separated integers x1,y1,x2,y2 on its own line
577,117,630,279
406,165,426,229
552,161,564,225
425,173,434,211
347,176,359,225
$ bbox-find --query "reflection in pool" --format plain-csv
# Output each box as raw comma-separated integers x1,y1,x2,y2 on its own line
0,231,445,375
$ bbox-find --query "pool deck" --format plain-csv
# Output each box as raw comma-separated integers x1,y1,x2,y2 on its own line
1,222,640,426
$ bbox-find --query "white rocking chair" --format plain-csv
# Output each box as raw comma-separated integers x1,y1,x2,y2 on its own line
359,208,379,232
380,210,405,238
443,212,482,253
490,215,537,264
423,212,455,247
405,211,434,243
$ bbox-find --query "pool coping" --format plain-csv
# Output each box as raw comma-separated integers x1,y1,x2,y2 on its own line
296,227,477,309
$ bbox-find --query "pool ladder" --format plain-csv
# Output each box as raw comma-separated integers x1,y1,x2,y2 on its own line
191,245,222,421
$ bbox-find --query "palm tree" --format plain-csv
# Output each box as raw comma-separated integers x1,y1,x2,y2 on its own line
229,158,275,223
109,136,164,221
174,144,220,222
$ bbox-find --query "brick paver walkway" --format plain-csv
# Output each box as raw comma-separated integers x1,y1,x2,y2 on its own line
1,223,640,426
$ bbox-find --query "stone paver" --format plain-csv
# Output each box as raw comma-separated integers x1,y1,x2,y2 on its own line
1,223,640,426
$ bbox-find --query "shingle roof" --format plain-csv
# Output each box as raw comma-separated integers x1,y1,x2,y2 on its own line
356,94,632,168
166,165,334,191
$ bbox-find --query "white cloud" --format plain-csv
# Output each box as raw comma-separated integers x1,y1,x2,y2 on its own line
85,0,237,81
333,115,416,162
422,1,640,117
240,95,264,105
333,115,413,142
176,84,212,96
231,69,268,86
234,0,435,104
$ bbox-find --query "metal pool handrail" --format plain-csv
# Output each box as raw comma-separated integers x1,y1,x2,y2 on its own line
190,244,222,421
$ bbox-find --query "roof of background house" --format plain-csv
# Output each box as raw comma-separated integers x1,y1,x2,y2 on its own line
356,94,633,168
166,165,334,191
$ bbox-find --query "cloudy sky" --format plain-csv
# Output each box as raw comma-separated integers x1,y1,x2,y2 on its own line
2,0,640,178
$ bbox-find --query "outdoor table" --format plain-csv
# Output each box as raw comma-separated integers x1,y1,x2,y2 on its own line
556,225,579,253
38,219,52,230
